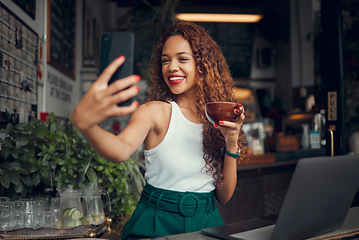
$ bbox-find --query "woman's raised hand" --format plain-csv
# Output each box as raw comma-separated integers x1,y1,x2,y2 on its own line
214,107,245,150
72,56,140,132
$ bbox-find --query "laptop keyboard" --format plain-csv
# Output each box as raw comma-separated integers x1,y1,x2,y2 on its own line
230,224,275,240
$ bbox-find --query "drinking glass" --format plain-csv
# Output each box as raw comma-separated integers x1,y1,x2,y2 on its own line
50,197,61,212
13,200,25,229
50,197,61,226
42,211,56,228
35,198,48,212
22,199,35,229
33,198,47,229
0,201,15,231
38,197,51,211
0,197,10,202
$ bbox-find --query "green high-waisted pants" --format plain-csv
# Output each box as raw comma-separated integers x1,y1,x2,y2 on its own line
121,183,224,240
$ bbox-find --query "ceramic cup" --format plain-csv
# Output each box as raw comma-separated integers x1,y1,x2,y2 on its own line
205,102,243,125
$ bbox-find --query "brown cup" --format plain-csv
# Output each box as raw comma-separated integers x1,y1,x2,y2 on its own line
205,102,243,125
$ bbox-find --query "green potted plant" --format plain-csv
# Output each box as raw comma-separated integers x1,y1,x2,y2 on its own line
0,113,145,218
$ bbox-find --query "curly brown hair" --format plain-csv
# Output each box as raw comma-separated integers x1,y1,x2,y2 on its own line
147,21,247,183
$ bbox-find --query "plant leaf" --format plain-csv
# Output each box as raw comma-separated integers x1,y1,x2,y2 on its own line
58,160,66,165
18,168,29,175
0,173,11,188
51,161,57,169
14,181,24,193
10,170,20,185
97,165,104,172
18,135,30,147
49,141,56,152
33,124,48,138
32,172,41,186
22,175,33,186
15,122,28,131
9,147,19,159
40,167,49,178
50,123,57,132
23,147,36,159
8,162,22,170
1,146,9,159
6,123,13,132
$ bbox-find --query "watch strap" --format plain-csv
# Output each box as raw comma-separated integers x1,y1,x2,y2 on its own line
221,147,240,158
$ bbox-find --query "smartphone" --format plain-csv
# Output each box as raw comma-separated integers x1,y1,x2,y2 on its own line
99,32,135,106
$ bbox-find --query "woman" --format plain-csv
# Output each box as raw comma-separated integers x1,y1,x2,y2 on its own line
72,21,246,239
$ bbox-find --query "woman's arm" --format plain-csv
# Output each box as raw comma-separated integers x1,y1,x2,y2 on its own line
72,56,148,162
78,103,157,163
214,112,245,204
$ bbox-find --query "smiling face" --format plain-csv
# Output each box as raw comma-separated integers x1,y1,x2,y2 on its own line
161,35,197,96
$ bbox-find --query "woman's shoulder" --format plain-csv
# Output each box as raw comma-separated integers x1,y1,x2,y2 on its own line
134,101,171,118
139,100,171,110
132,101,172,142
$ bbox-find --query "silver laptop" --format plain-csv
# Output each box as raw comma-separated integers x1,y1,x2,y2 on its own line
202,155,359,240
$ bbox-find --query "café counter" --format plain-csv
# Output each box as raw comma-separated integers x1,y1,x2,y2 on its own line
239,148,326,169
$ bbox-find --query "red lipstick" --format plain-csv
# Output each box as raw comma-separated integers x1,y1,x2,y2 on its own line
168,75,185,85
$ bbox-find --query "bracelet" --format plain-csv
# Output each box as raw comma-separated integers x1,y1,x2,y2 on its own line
221,147,240,158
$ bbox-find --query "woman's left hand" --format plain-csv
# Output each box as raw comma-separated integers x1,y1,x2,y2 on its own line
214,107,245,148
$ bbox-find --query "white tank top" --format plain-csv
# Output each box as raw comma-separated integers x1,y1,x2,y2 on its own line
144,101,215,192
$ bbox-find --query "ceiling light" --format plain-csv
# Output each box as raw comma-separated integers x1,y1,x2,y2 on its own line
176,13,262,23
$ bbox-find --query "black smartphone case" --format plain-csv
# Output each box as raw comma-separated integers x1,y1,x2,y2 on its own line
99,32,135,106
